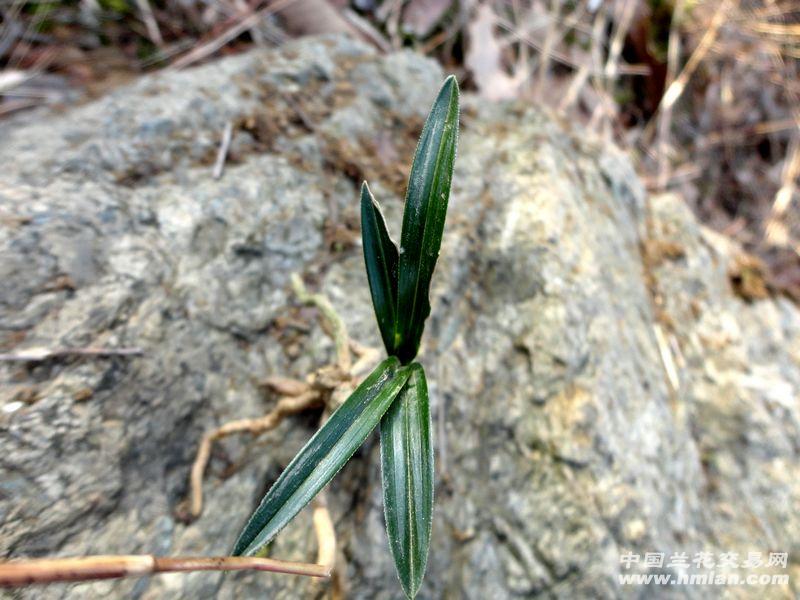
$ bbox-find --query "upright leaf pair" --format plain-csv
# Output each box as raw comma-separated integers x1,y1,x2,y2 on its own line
233,75,459,600
362,74,460,364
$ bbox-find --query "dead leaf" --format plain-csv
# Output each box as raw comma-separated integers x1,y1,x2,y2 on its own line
465,4,522,101
402,0,453,38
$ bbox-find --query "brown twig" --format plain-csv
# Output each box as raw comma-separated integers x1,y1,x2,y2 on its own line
0,554,329,587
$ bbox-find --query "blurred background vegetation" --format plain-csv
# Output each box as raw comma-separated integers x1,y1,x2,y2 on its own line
1,0,798,300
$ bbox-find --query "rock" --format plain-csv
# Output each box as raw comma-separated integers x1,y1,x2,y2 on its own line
1,35,798,599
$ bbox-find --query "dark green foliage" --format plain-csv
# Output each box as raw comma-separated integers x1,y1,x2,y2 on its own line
361,182,400,356
233,76,459,598
233,357,411,557
380,364,434,598
395,75,460,364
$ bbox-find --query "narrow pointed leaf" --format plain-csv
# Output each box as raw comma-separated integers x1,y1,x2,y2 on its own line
396,75,459,363
380,363,434,599
361,181,400,355
233,357,412,557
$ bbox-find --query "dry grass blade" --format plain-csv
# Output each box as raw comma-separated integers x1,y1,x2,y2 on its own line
655,0,687,190
135,0,164,47
212,121,234,180
341,9,392,52
537,0,561,92
747,22,800,38
765,132,800,247
699,118,799,148
495,14,577,70
604,0,638,82
171,0,299,70
644,0,731,144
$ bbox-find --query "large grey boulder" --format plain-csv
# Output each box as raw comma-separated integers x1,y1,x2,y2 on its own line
1,35,798,599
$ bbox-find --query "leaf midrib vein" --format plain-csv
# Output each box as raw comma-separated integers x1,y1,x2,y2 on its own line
406,102,453,345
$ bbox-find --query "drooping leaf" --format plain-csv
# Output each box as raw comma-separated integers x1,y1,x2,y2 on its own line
380,363,434,599
361,181,400,356
396,75,460,364
233,357,412,557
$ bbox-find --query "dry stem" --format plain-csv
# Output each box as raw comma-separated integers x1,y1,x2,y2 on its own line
0,555,329,587
0,347,143,362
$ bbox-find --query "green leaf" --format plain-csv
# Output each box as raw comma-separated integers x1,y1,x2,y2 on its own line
361,181,400,356
233,357,412,557
380,363,434,599
396,75,460,364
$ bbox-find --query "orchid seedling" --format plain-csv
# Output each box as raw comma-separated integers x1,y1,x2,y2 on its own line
232,75,459,598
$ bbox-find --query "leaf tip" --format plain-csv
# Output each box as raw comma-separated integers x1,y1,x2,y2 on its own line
443,74,459,101
361,180,377,207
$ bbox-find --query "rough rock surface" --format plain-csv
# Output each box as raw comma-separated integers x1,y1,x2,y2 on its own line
1,35,799,599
